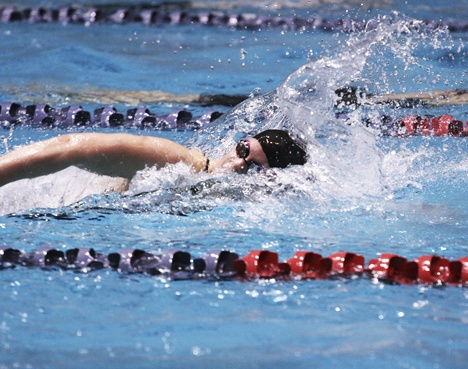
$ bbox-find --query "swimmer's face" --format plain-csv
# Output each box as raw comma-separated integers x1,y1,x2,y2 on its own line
216,138,270,174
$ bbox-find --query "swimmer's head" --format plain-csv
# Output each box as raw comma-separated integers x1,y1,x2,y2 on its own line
211,129,307,174
253,130,307,168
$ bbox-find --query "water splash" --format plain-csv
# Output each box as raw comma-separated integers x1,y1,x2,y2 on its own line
187,14,460,205
86,14,463,217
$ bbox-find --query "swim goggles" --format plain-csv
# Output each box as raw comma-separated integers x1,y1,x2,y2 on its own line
236,140,262,169
236,139,252,166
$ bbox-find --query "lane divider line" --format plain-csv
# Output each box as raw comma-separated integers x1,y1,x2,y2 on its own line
1,246,467,286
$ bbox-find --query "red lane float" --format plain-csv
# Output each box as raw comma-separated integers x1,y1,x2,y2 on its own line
233,250,291,278
1,246,468,286
287,251,332,279
367,254,417,284
399,114,468,137
230,249,468,286
367,254,468,285
328,251,365,274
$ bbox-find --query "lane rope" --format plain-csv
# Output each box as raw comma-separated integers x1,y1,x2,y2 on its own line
0,102,224,130
1,102,467,136
1,246,467,286
1,5,467,33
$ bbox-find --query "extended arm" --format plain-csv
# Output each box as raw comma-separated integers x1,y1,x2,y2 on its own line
0,133,207,187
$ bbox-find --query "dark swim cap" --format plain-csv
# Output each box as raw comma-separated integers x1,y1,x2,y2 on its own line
254,130,307,168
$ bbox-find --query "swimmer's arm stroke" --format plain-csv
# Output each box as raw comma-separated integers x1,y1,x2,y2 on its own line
0,133,207,187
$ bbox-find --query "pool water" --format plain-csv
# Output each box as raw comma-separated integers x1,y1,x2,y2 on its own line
1,1,467,368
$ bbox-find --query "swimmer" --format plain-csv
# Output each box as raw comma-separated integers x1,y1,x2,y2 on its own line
0,130,307,191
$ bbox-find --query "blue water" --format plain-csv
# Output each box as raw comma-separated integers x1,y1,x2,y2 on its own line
1,1,468,368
